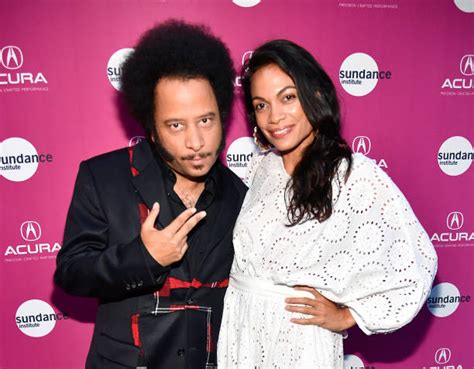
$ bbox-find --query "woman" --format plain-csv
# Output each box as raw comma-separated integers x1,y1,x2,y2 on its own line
217,40,437,368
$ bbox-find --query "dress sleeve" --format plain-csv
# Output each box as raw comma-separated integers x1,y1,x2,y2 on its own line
273,155,438,335
339,156,438,334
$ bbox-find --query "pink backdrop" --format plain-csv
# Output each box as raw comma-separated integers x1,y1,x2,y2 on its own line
1,1,472,368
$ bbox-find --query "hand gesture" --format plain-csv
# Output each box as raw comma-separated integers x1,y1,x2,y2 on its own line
140,202,206,267
285,286,355,333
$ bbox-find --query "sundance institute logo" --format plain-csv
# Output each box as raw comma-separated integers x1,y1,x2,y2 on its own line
454,0,474,13
0,137,53,182
15,299,68,337
343,354,374,369
339,52,391,96
226,136,258,178
232,0,261,7
437,136,473,176
107,48,134,90
427,282,471,318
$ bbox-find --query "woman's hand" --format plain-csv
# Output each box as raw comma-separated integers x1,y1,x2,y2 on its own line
285,286,356,333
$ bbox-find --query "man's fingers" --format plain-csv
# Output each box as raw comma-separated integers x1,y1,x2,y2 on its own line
143,202,160,229
166,207,198,234
180,242,189,257
174,211,207,239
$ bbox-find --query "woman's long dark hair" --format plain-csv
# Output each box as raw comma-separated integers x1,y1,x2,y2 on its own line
242,40,352,226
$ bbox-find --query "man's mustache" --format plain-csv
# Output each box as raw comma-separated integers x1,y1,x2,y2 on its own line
181,152,212,160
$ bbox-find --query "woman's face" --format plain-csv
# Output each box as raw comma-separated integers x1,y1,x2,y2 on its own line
250,64,314,159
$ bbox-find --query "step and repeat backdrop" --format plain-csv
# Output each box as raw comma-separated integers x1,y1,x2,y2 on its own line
1,0,472,368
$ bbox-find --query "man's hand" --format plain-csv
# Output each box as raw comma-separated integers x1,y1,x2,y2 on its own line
285,286,356,333
141,202,206,267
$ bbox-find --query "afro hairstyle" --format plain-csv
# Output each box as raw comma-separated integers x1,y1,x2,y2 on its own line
120,19,235,140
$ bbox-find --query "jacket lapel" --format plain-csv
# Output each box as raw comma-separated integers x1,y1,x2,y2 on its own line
131,144,242,279
130,141,174,230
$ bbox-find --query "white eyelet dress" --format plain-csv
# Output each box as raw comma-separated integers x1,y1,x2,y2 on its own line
217,151,437,369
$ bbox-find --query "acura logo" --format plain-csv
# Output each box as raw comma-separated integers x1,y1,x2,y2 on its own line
0,46,24,70
128,136,145,147
447,212,464,230
434,347,451,365
460,55,474,76
352,136,371,155
241,51,253,66
20,221,41,241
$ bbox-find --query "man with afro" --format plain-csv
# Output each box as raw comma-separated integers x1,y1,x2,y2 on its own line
55,20,247,369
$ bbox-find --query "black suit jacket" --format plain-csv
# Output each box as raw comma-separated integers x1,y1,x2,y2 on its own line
55,141,247,369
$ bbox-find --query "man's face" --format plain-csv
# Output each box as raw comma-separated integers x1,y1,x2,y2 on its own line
153,77,222,181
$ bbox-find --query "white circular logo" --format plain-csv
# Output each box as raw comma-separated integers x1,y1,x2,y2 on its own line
232,0,261,7
0,137,39,182
427,282,461,318
343,354,365,369
339,53,380,96
15,299,57,337
437,136,473,176
226,136,258,178
107,48,134,90
454,0,474,13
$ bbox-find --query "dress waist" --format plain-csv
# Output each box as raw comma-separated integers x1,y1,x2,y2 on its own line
229,274,314,301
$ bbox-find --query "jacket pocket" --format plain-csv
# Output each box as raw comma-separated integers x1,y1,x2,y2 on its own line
138,307,212,368
96,332,140,368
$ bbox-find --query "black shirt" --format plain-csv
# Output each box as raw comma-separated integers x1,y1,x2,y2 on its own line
155,154,222,278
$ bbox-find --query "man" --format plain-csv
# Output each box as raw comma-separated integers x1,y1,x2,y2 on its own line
54,20,246,369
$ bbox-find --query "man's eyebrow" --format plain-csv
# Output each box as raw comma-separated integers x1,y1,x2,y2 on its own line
197,112,216,119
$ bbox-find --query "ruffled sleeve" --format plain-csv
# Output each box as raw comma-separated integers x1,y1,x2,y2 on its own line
273,154,437,335
340,156,438,334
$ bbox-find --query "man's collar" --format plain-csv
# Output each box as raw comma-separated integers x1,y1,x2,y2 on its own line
130,139,156,172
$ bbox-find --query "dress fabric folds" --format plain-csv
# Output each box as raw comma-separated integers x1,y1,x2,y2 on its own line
217,151,437,369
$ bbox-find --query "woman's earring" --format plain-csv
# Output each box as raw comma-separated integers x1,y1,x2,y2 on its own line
253,126,272,152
